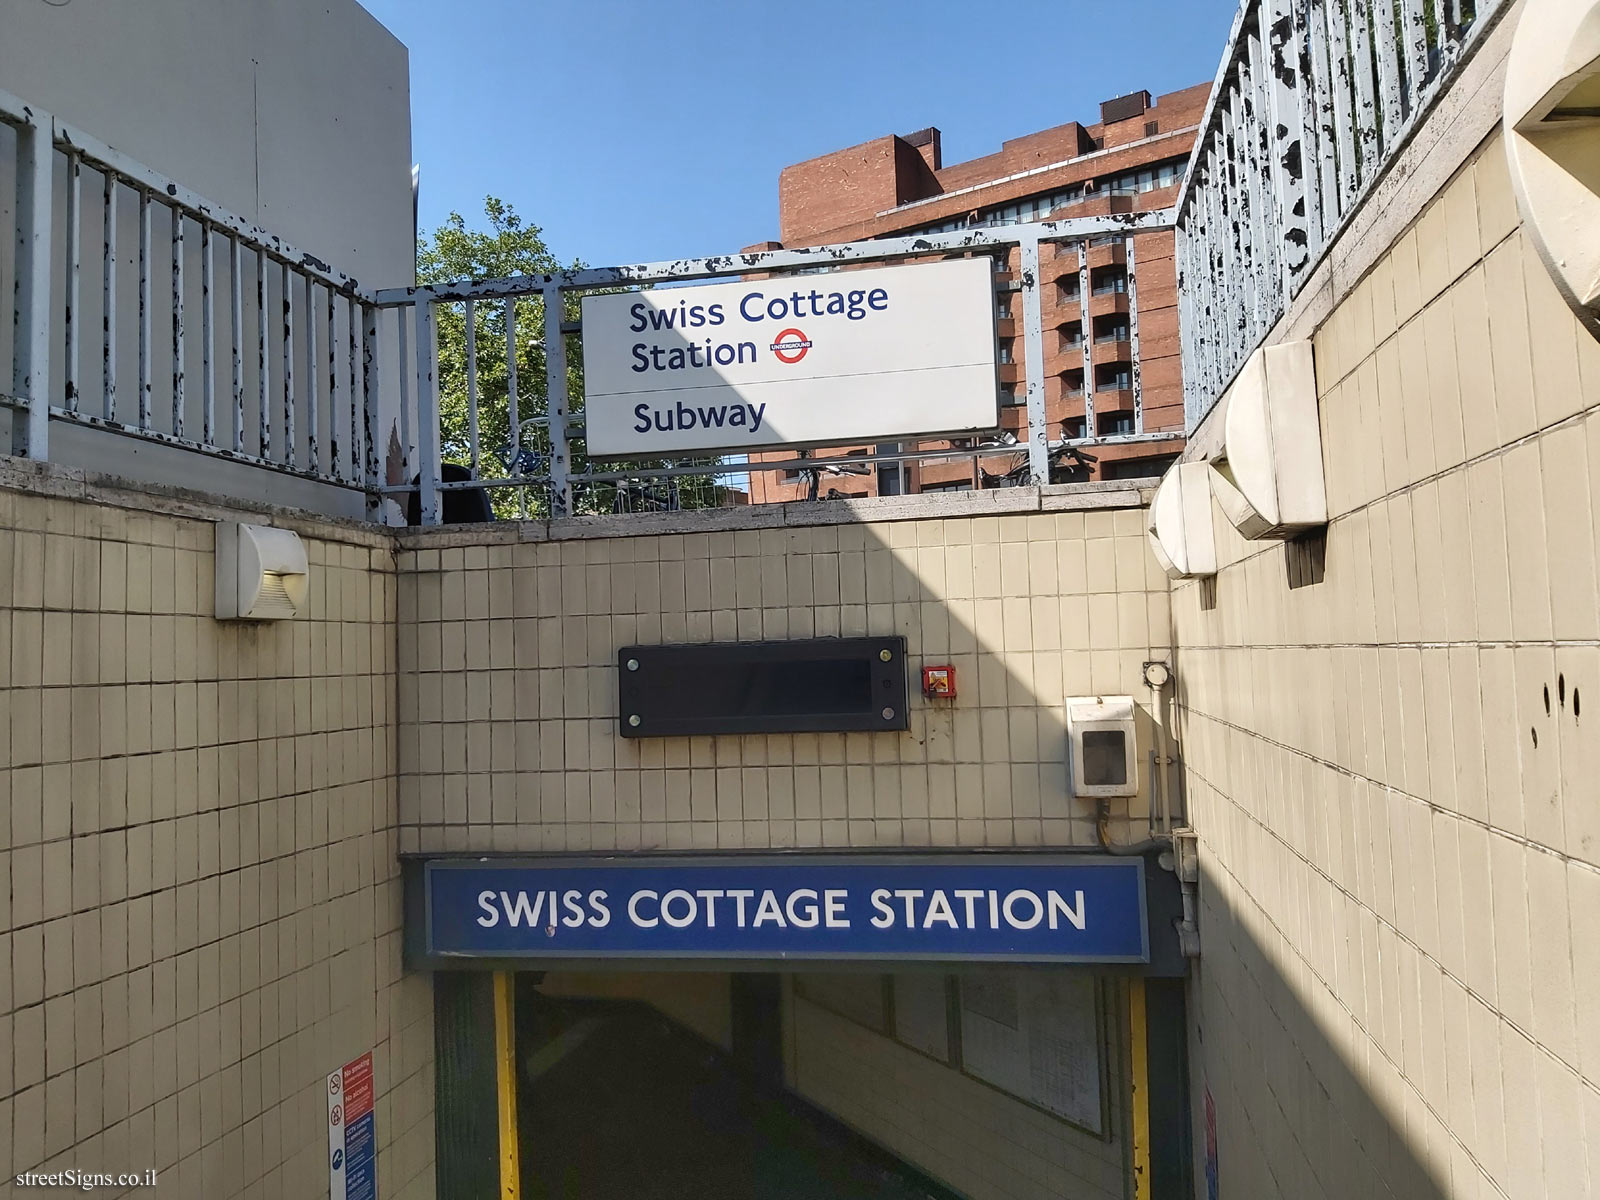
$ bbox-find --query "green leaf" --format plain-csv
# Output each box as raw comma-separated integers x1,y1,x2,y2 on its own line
419,199,728,518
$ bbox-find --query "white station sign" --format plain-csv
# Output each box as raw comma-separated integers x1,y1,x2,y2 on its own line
580,257,1000,457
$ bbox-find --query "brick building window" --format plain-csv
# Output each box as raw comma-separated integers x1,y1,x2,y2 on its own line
1103,452,1178,481
1092,270,1128,295
1102,158,1187,195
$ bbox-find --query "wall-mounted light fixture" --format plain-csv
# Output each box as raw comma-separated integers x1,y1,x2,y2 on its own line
215,522,308,620
1148,461,1218,578
1505,0,1600,338
1207,340,1326,540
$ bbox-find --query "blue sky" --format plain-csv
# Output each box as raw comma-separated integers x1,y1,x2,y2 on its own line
359,0,1240,268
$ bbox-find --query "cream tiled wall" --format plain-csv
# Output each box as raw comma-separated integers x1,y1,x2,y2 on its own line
1176,128,1600,1198
0,485,434,1198
395,502,1174,855
788,982,1127,1200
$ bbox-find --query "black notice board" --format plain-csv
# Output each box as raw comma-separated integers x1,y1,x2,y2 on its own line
617,637,909,737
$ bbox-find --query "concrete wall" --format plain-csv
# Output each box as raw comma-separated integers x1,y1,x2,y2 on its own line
0,466,434,1197
1175,44,1600,1200
394,489,1177,856
0,0,415,517
0,0,414,287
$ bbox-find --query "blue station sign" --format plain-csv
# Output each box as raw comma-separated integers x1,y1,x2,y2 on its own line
420,855,1149,964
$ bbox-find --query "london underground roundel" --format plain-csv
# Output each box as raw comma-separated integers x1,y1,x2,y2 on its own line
769,328,812,364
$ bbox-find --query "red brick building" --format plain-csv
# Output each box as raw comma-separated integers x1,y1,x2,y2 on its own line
747,84,1208,502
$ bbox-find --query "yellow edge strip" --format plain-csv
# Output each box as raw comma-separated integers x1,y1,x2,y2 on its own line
1129,977,1151,1200
493,972,521,1200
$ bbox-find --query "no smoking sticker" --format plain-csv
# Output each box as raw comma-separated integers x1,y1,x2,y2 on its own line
328,1051,375,1200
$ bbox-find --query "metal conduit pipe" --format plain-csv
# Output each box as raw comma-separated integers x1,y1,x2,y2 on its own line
1142,661,1174,831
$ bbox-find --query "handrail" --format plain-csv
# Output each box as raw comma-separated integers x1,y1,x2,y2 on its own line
0,74,1188,525
1175,0,1510,429
383,210,1181,524
1,86,386,508
374,211,1176,304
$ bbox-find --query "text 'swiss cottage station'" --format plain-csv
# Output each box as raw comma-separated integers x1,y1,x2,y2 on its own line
579,258,1001,458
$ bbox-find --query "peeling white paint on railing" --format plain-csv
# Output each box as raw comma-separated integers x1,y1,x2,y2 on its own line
386,211,1180,524
1176,0,1509,428
0,85,384,510
2,78,1189,527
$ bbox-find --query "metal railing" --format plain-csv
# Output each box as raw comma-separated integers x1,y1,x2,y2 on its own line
1175,0,1509,427
2,88,385,507
380,211,1183,524
1,81,1187,524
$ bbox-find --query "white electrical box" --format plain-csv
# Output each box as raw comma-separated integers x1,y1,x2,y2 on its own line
215,522,309,620
1065,695,1138,799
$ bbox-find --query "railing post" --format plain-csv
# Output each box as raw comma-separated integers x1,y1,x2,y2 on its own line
281,262,295,468
1242,28,1277,337
396,302,412,496
303,276,318,472
140,192,153,432
1267,0,1315,299
348,295,361,486
465,299,480,474
256,247,270,456
361,303,382,521
13,110,55,459
504,298,520,506
201,226,216,445
103,172,119,422
543,283,572,518
171,206,186,439
415,299,442,525
1018,231,1049,485
1205,151,1228,401
64,151,81,414
1302,0,1338,243
1219,99,1243,372
1176,227,1194,429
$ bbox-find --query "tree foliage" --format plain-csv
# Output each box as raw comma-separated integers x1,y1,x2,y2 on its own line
417,198,729,518
417,199,571,517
